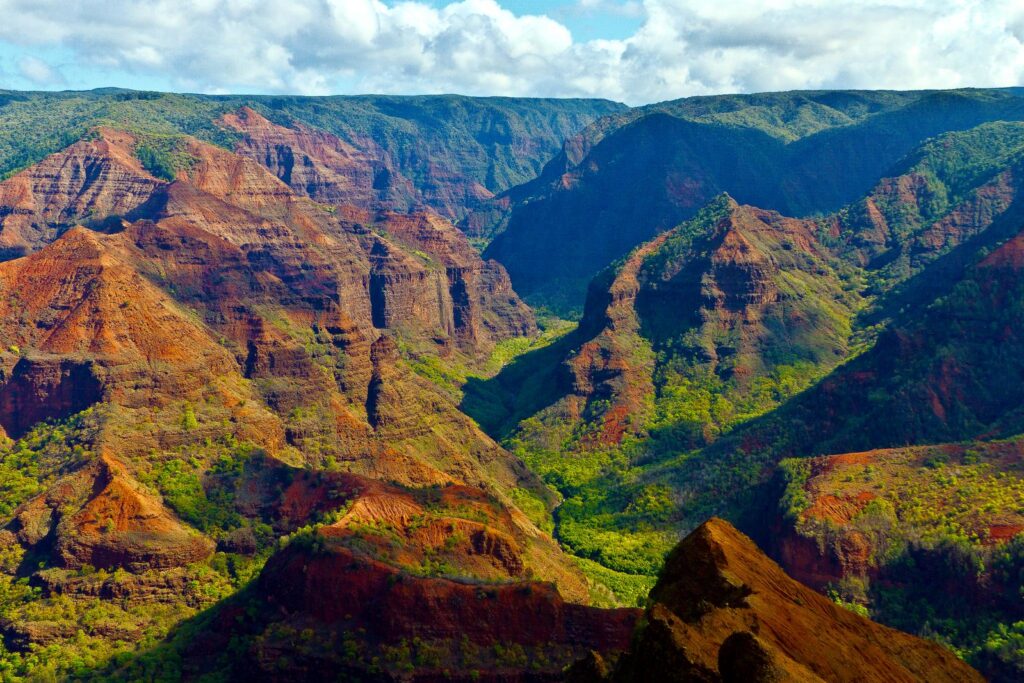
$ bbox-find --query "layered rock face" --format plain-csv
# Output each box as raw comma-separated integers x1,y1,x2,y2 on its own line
217,97,627,223
597,519,983,683
0,128,536,448
0,128,162,258
0,357,101,439
0,128,554,638
374,211,536,345
747,216,1024,458
190,514,983,682
632,197,852,384
222,106,420,212
0,225,241,435
0,91,625,230
474,195,856,451
155,469,624,680
9,454,213,572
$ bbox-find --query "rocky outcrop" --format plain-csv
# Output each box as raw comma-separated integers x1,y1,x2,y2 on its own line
0,128,540,489
182,502,636,680
0,356,101,439
0,127,163,259
604,518,983,683
478,196,854,451
0,123,582,679
559,231,670,445
832,164,1023,300
8,454,214,572
0,225,239,410
221,106,419,213
259,542,634,648
375,210,536,345
633,197,848,359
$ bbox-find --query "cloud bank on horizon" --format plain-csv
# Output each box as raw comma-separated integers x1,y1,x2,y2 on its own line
0,0,1022,104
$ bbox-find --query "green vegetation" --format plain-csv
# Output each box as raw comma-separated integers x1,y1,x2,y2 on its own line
0,410,99,516
506,426,675,577
482,317,576,374
781,439,1024,678
0,551,240,681
2,86,1024,680
778,458,812,521
473,196,862,584
507,487,554,534
405,314,576,401
0,90,240,181
790,442,1024,550
486,88,1024,313
573,556,656,608
0,411,282,681
0,89,622,217
134,133,196,181
142,447,245,536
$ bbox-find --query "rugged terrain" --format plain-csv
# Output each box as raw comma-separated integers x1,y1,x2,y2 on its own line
594,518,982,683
484,89,1024,311
0,89,624,227
0,114,590,678
0,88,1022,681
463,90,1024,680
92,518,979,682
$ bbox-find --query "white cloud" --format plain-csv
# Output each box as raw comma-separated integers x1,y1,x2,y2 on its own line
17,56,64,86
0,0,1020,103
572,0,644,18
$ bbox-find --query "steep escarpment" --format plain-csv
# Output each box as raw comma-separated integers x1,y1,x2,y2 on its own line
0,127,562,677
472,108,1024,604
591,518,983,683
610,199,1024,680
221,106,420,212
0,129,542,473
628,204,1024,544
484,114,784,309
633,197,856,404
376,210,536,344
829,121,1024,304
0,225,241,435
0,356,101,440
742,220,1024,458
3,87,1024,682
485,90,1024,310
0,127,163,258
464,195,859,580
0,90,624,226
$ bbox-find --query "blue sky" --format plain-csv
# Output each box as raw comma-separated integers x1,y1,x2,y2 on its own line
0,1,1021,105
461,1,644,40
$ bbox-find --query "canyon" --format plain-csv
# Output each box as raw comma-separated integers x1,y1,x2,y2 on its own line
0,88,1021,681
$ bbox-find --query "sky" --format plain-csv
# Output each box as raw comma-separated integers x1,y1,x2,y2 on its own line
0,0,1021,105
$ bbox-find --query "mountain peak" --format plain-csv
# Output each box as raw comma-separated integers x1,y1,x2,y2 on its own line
613,517,984,683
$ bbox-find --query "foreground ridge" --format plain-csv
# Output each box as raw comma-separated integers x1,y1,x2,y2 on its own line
582,518,983,683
